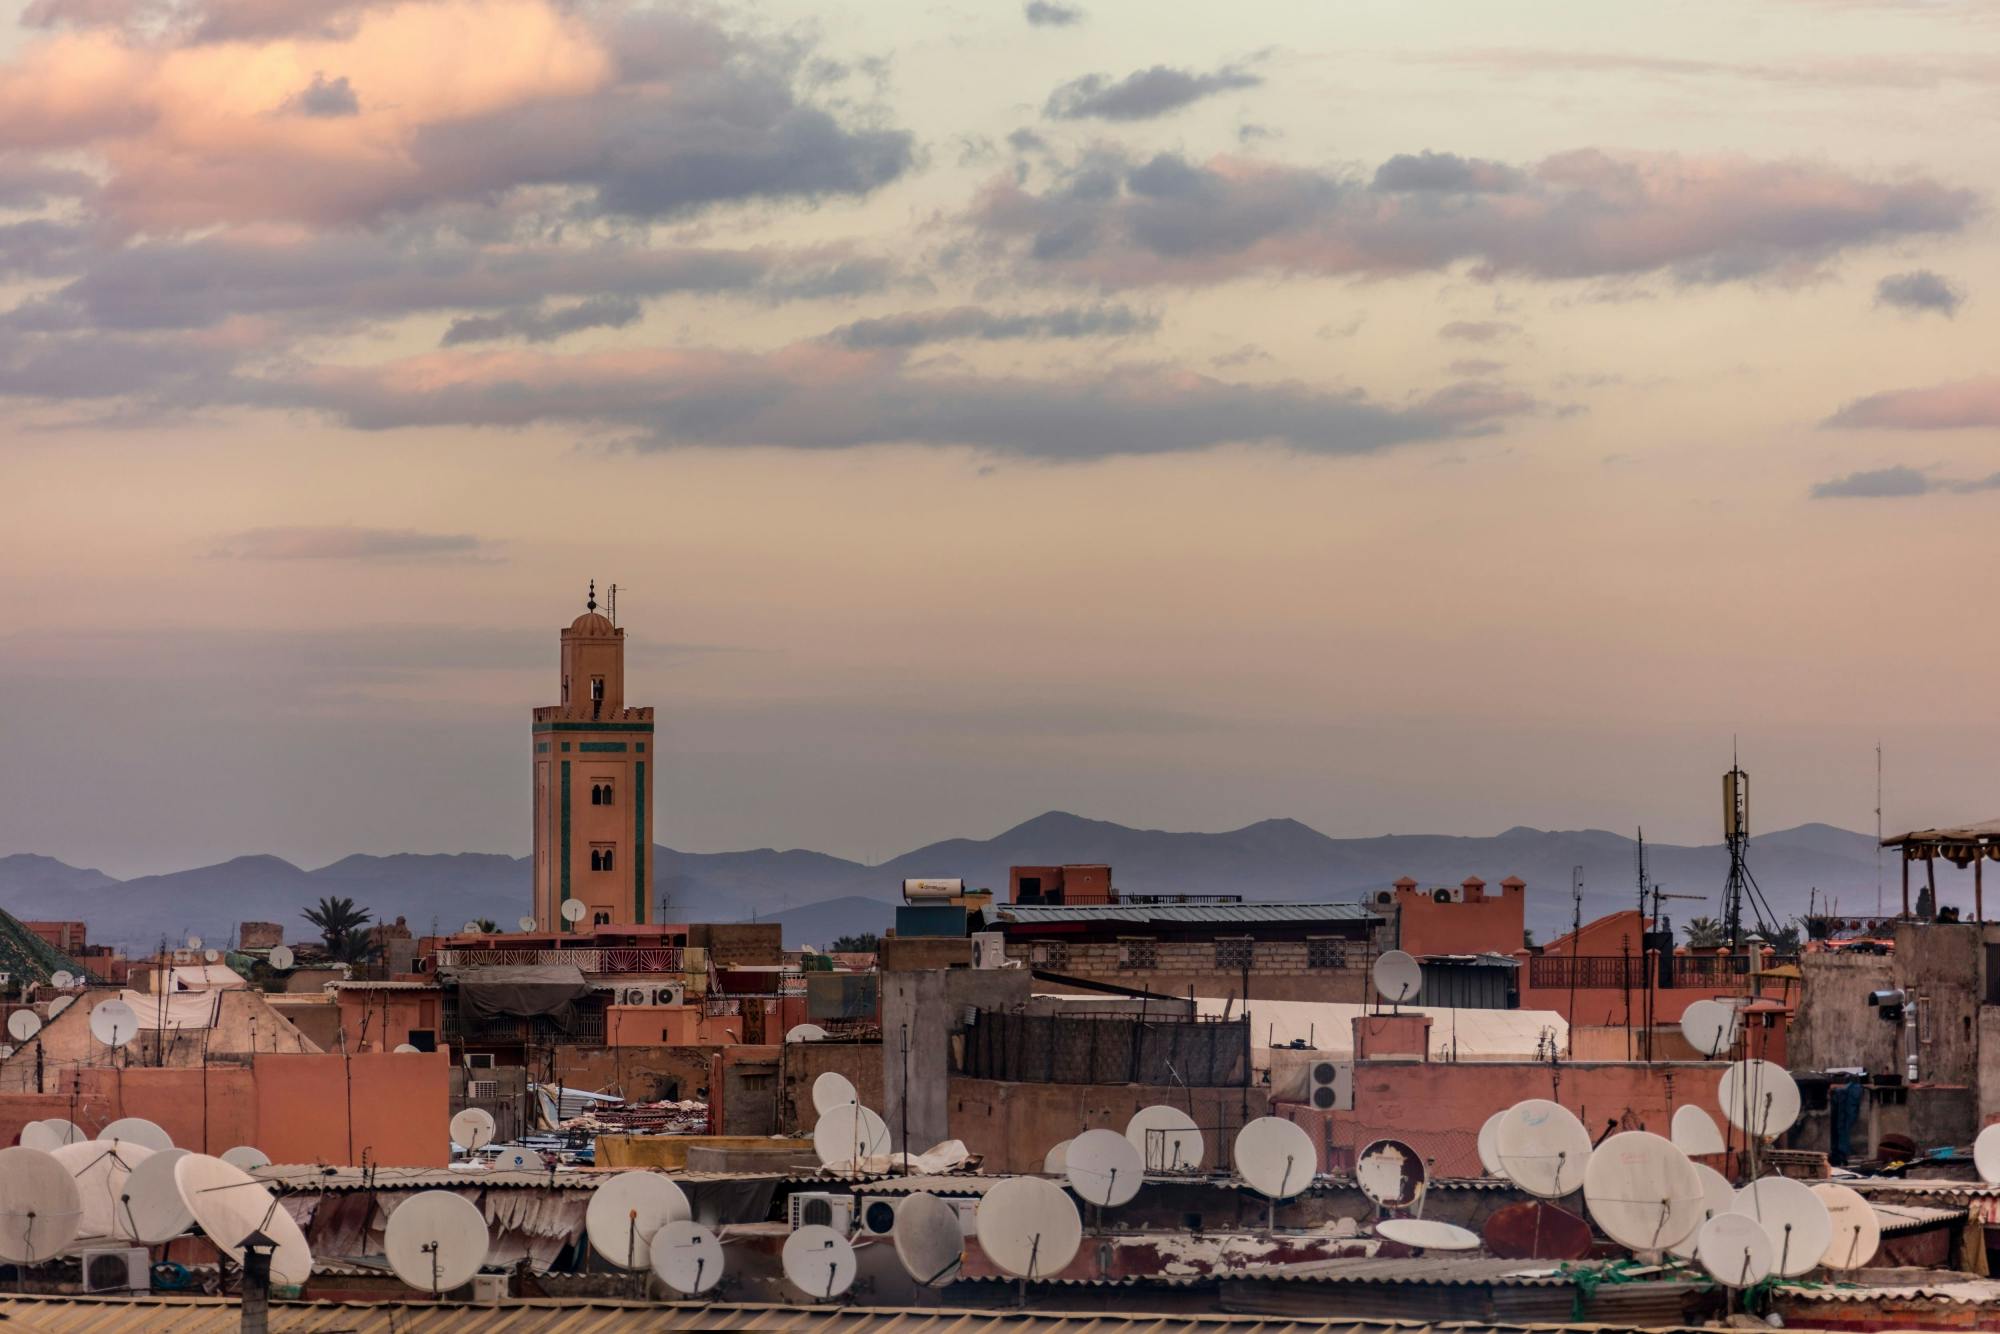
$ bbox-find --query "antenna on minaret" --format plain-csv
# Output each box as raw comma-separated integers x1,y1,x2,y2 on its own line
586,580,597,612
607,583,619,627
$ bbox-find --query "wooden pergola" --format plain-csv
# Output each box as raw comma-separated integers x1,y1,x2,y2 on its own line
1881,819,2000,923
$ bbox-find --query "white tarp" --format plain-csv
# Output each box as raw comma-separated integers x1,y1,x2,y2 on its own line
1195,996,1568,1066
170,964,248,992
116,989,224,1031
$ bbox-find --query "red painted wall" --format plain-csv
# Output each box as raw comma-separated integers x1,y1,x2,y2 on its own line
1395,878,1525,956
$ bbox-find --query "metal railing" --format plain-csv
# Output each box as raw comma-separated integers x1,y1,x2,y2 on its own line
442,1011,607,1046
436,947,684,973
1529,953,1756,990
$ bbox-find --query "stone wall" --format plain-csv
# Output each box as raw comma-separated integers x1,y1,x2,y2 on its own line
1007,937,1373,1003
1791,950,1899,1075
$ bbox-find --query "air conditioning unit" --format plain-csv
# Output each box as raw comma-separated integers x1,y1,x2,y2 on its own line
469,1079,499,1100
618,985,651,1006
856,1196,899,1236
1373,890,1394,906
651,983,684,1007
787,1191,854,1233
1308,1059,1353,1111
946,1198,979,1234
82,1247,150,1293
470,1273,507,1304
465,1053,496,1070
970,932,1006,970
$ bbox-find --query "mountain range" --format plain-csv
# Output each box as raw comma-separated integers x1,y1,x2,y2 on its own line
0,811,1935,953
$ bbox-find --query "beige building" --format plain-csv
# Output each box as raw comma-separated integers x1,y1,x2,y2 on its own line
531,584,654,931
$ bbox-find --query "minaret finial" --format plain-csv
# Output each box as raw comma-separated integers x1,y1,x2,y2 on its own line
587,579,597,612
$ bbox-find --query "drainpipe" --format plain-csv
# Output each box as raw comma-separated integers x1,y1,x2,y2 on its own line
1904,997,1919,1084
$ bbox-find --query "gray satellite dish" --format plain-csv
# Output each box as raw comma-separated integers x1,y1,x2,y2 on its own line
1234,1116,1317,1201
1371,950,1423,1005
0,1045,11,1060
651,1220,724,1295
49,971,75,990
517,916,538,932
1582,1131,1705,1252
1669,1162,1737,1262
22,1119,85,1152
186,935,202,951
1123,1104,1204,1172
1812,1182,1881,1271
560,899,588,924
1679,1000,1738,1058
47,996,73,1018
494,1147,544,1171
462,921,482,934
203,949,219,963
1696,1212,1773,1289
1064,1128,1143,1207
812,1104,891,1170
1375,1217,1480,1251
1493,1099,1591,1199
781,1223,857,1299
385,1190,489,1294
0,1145,83,1262
892,1193,965,1287
450,1108,496,1152
785,1023,828,1043
52,1139,152,1241
100,1117,174,1152
811,1071,857,1116
975,1176,1081,1279
268,946,294,971
121,1147,194,1244
1732,1175,1833,1278
1976,1122,2000,1186
585,1171,692,1270
1718,1060,1801,1140
1042,1139,1071,1174
173,1154,313,1284
90,1000,139,1048
220,1145,271,1171
1355,1138,1428,1210
394,1043,420,1054
8,1010,41,1042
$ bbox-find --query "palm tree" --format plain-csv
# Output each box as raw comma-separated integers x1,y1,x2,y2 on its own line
304,896,373,960
1682,915,1725,949
472,918,499,933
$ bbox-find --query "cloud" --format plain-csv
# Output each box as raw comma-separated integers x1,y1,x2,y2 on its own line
1875,269,1963,316
825,304,1156,348
1825,377,2000,429
1045,65,1261,121
1810,465,2000,498
1024,0,1084,25
441,295,642,345
968,146,1978,287
284,71,359,118
1422,46,2000,92
0,160,97,208
1440,320,1520,343
212,525,492,559
1448,357,1506,376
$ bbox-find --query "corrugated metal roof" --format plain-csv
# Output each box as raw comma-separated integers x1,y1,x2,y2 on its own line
995,904,1379,928
1872,1202,1967,1235
326,980,440,990
254,1166,796,1192
1780,1277,2000,1305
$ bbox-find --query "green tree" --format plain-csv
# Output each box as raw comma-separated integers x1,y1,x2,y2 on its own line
472,918,499,933
304,896,374,960
828,932,880,953
1682,915,1725,949
1762,922,1803,955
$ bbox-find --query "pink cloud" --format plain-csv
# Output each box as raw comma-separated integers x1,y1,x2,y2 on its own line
1826,377,2000,430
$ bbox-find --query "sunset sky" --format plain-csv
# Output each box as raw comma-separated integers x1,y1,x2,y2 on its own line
3,0,1997,876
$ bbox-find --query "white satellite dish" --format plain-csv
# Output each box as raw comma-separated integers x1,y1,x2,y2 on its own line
1668,1162,1737,1261
8,1010,41,1042
1355,1138,1428,1210
1493,1100,1591,1199
393,1043,420,1054
1680,1000,1738,1058
220,1145,271,1172
1697,1211,1774,1289
893,1193,965,1287
782,1223,857,1299
268,946,294,971
785,1024,828,1043
560,899,588,924
494,1147,545,1171
89,1000,139,1048
204,949,220,963
1476,1110,1506,1177
1375,1217,1480,1251
52,1139,153,1242
173,1153,313,1284
1124,1104,1204,1172
812,1071,857,1116
121,1147,194,1243
1371,949,1423,1005
975,1176,1082,1279
1718,1060,1801,1140
47,996,73,1018
517,916,538,932
186,935,202,951
651,1220,724,1294
0,1146,82,1262
385,1190,489,1294
1234,1117,1317,1201
450,1108,496,1152
0,1045,11,1060
50,971,75,990
1670,1105,1726,1157
1812,1182,1881,1271
1582,1131,1705,1252
1733,1176,1833,1278
585,1171,691,1269
22,1119,85,1151
1042,1139,1072,1175
100,1117,173,1152
813,1104,891,1169
1064,1128,1144,1207
462,921,482,934
1974,1122,2000,1185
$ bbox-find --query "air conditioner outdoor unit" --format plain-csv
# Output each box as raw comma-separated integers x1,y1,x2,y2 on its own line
82,1247,150,1294
1308,1059,1353,1111
1373,890,1394,906
465,1053,496,1070
470,1273,507,1304
945,1198,979,1234
856,1196,899,1236
652,983,684,1007
787,1191,855,1233
618,985,651,1006
970,932,1006,970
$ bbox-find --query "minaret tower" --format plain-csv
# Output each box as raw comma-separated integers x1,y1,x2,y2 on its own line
531,583,654,931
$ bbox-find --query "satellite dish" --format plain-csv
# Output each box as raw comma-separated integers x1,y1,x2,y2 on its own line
203,949,220,963
1234,1117,1317,1201
186,935,202,951
812,1071,857,1116
268,946,294,971
1697,1211,1774,1289
1812,1182,1881,1271
100,1118,173,1152
1042,1139,1072,1174
1670,1105,1726,1156
975,1176,1082,1279
0,1045,11,1060
53,1139,153,1242
1371,949,1423,1005
90,1000,139,1048
651,1220,724,1294
786,1024,828,1043
1680,1000,1738,1058
517,916,538,932
462,921,482,934
1482,1201,1594,1260
1476,1111,1506,1177
893,1193,965,1287
0,1146,82,1262
1064,1128,1144,1207
1123,1104,1204,1172
1581,1131,1705,1252
1375,1217,1480,1251
812,1104,891,1169
585,1171,691,1269
220,1145,271,1171
385,1190,489,1294
1974,1122,2000,1185
1718,1059,1801,1139
120,1147,194,1243
450,1108,496,1152
1355,1138,1427,1210
173,1153,313,1284
1493,1100,1591,1199
8,1010,41,1042
1732,1176,1833,1278
560,899,588,924
47,996,73,1018
394,1044,420,1054
781,1223,857,1299
50,971,74,989
1668,1163,1738,1261
494,1147,544,1171
21,1119,85,1151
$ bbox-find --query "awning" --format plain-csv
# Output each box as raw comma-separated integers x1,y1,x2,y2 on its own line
456,964,591,1024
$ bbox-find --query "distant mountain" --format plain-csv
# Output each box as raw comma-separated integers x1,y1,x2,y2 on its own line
0,811,1932,951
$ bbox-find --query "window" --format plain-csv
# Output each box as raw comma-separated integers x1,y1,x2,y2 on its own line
1215,937,1254,971
590,845,616,871
1118,937,1157,970
1308,937,1348,970
591,678,605,703
1017,876,1042,903
1029,942,1070,969
562,675,570,704
590,782,615,806
594,911,611,926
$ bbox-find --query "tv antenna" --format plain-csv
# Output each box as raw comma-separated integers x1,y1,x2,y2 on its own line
1721,747,1776,947
606,583,620,627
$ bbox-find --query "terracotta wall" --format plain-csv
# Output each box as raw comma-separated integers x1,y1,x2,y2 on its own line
334,989,442,1052
1394,881,1524,956
548,1043,712,1102
946,1075,1257,1174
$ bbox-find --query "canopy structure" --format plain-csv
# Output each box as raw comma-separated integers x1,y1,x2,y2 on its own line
1882,820,2000,922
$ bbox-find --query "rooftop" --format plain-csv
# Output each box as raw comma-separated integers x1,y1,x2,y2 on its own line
993,903,1380,928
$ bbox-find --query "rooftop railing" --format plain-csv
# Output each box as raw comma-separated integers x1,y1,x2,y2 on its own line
436,947,684,974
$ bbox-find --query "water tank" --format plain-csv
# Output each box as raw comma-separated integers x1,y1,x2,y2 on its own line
902,878,964,902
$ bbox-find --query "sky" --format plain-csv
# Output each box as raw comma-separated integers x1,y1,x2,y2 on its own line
2,0,1998,878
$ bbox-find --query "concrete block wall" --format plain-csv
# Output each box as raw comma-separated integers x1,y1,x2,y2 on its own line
1007,937,1372,1002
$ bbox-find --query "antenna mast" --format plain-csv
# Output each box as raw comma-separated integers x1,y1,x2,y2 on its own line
1875,742,1883,917
1721,746,1776,947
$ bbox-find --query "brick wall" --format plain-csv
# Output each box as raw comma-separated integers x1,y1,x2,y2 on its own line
1008,938,1372,1003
